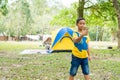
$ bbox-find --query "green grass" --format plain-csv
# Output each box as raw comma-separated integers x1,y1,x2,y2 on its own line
0,41,43,53
0,41,120,80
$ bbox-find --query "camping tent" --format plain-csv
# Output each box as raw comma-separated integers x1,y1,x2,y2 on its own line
51,27,74,52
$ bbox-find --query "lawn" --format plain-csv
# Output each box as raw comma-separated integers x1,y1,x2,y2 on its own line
0,41,120,80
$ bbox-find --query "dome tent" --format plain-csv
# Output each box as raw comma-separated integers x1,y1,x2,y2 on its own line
51,27,74,52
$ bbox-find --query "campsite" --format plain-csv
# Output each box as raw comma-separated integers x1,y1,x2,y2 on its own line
0,0,120,80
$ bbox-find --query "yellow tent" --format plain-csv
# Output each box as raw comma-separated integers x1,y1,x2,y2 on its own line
51,27,74,52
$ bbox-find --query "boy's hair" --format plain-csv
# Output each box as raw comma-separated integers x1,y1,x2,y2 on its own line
76,17,85,24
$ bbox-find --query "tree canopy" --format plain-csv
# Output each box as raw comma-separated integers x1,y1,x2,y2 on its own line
50,0,117,28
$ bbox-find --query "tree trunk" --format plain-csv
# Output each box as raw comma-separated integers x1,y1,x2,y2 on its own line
117,30,120,48
77,0,85,18
112,0,120,49
117,12,120,48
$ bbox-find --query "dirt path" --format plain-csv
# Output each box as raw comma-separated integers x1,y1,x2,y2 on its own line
90,41,117,49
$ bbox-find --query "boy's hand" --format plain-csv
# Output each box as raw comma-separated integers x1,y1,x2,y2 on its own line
88,56,91,61
81,29,88,36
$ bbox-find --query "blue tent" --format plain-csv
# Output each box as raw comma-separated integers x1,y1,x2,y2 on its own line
51,27,74,52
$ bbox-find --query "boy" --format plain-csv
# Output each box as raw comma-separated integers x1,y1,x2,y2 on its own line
69,18,91,80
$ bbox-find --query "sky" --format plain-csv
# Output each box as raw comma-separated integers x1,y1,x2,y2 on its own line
8,0,16,3
8,0,78,7
61,0,78,7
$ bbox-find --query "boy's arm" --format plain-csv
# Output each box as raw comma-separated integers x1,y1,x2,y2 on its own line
87,43,91,61
73,34,84,43
73,30,88,43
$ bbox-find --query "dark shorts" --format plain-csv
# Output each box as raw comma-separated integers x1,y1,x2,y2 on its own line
70,54,89,76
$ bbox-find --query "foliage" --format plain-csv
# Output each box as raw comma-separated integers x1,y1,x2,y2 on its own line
86,1,117,27
89,27,111,41
112,0,120,48
0,0,63,38
0,0,119,41
51,1,117,28
0,0,8,16
3,0,33,37
50,7,77,27
50,0,118,41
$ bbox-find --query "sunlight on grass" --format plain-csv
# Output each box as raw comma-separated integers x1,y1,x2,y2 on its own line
0,41,43,53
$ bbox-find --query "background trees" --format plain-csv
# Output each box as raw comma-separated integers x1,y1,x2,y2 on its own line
50,0,120,48
0,0,62,37
112,0,120,48
0,0,119,48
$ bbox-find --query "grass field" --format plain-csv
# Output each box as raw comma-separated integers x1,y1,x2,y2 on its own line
0,41,120,80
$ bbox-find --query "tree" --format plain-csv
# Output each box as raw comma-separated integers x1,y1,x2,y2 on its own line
0,0,63,41
0,0,8,16
31,0,63,34
3,0,33,40
112,0,120,48
20,0,33,36
51,1,116,27
50,7,77,27
50,0,119,42
77,0,85,17
0,0,8,36
0,16,6,36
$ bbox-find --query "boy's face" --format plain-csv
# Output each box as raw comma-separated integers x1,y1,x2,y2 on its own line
77,20,86,30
